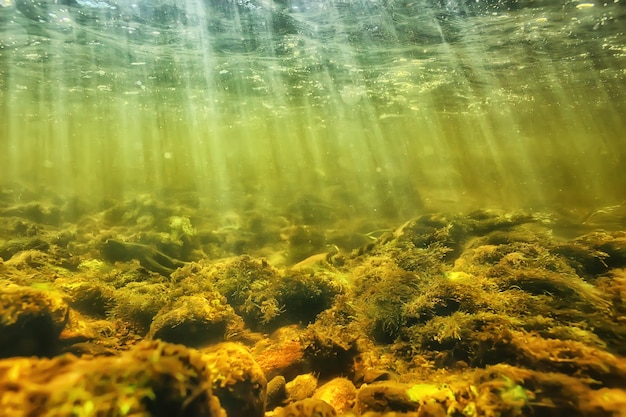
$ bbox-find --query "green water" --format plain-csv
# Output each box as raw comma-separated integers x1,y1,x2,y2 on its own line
1,0,625,219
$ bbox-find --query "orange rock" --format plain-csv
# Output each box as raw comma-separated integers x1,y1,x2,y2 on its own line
253,327,307,380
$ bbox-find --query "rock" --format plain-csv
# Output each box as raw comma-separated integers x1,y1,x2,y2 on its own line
201,342,267,417
0,202,62,225
300,305,361,378
352,352,395,385
313,377,357,415
66,281,115,318
0,340,226,417
148,294,242,348
0,284,69,358
357,382,457,415
267,375,287,409
0,236,49,261
357,381,419,413
253,326,307,380
286,373,318,402
274,398,337,417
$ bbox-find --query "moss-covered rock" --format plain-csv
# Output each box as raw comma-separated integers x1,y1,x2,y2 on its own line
285,373,318,402
201,256,283,330
353,259,421,343
110,281,172,333
357,381,421,414
276,268,345,326
175,256,345,332
0,340,226,417
300,303,362,379
65,281,116,318
148,294,243,347
0,284,69,358
201,342,267,417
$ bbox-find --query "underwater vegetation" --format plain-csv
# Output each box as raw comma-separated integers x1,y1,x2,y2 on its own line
1,191,626,416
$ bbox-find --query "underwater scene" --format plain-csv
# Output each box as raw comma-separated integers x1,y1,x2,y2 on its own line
1,0,626,416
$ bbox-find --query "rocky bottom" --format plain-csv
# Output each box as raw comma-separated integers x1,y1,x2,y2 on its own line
1,191,626,417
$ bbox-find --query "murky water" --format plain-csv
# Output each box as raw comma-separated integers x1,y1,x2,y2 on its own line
2,4,626,415
1,0,625,219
